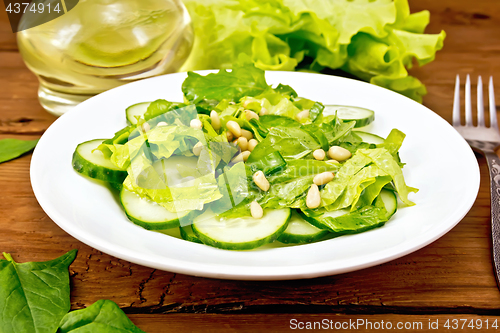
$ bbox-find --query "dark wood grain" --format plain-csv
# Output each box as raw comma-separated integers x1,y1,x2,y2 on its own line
1,0,500,331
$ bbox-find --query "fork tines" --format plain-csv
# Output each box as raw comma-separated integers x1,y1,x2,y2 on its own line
453,75,497,129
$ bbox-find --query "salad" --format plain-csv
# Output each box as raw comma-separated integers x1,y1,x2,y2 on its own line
72,61,417,251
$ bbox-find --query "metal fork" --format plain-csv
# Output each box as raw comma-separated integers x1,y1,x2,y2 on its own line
453,75,500,287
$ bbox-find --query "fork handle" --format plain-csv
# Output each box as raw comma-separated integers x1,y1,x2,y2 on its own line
485,152,500,286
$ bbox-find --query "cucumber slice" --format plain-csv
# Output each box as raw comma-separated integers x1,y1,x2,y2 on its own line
380,189,397,218
354,131,385,145
277,210,330,244
149,156,199,187
155,227,182,239
179,225,203,244
323,105,375,128
192,208,291,250
126,102,151,125
72,139,127,183
120,188,189,230
301,209,349,230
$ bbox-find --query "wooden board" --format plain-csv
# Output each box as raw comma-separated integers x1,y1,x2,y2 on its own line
1,0,500,331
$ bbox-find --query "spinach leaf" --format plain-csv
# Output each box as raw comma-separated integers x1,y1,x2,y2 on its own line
0,138,39,164
246,150,287,175
247,119,269,141
273,83,298,98
318,116,356,144
58,299,145,333
0,250,77,333
259,115,301,129
308,102,324,122
301,124,329,151
182,62,269,103
267,159,340,184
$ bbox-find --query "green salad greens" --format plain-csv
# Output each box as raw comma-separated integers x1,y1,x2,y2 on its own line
0,138,38,164
0,250,144,333
72,62,417,250
181,0,445,103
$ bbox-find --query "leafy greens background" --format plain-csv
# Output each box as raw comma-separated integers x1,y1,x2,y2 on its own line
181,0,445,103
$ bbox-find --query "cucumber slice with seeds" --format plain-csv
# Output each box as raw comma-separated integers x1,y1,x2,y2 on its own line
278,210,330,244
126,102,151,125
120,188,189,230
192,208,291,250
72,139,127,183
324,105,375,128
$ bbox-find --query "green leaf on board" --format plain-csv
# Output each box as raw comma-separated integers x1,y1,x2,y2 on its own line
58,299,145,333
0,249,77,333
0,138,39,164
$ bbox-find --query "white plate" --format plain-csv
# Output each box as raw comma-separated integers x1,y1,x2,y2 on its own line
30,71,480,280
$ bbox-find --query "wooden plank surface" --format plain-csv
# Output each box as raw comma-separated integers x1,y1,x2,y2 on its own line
1,0,500,332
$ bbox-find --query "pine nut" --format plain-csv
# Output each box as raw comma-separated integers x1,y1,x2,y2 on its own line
253,170,270,191
296,110,310,122
193,142,203,156
260,107,268,116
226,120,242,137
156,121,168,127
313,172,334,186
245,110,260,121
190,118,203,129
242,150,251,162
141,122,150,133
328,146,351,161
210,111,221,131
313,149,325,160
306,184,321,209
240,129,254,140
250,201,263,219
231,153,243,163
248,139,258,152
226,131,234,142
236,137,248,151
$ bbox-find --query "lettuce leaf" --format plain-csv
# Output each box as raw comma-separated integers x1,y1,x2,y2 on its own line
320,147,416,210
182,0,445,102
357,148,417,206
